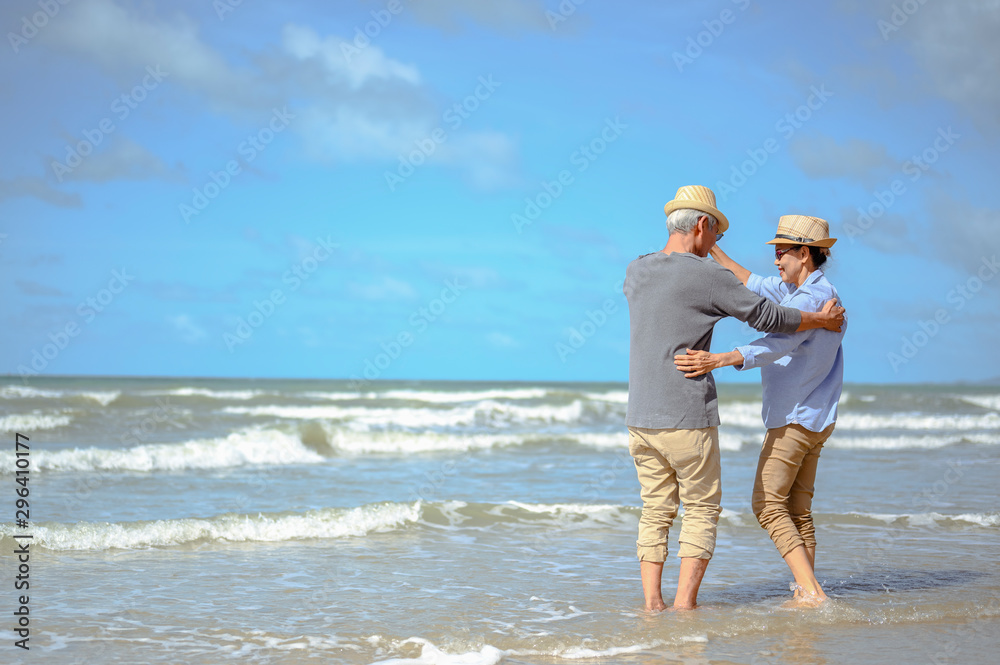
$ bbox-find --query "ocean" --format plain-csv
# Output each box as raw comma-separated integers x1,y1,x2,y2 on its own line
1,377,999,664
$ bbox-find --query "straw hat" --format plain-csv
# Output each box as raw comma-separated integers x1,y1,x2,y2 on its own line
663,185,729,233
765,215,837,248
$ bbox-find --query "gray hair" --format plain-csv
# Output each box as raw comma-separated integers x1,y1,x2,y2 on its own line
666,208,717,235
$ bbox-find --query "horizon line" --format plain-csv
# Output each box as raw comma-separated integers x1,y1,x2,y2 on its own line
2,374,998,387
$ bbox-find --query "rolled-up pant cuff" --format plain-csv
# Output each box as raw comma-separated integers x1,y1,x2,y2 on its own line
637,543,667,562
677,536,714,560
771,531,805,558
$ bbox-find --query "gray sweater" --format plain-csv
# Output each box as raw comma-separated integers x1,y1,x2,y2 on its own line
624,251,801,429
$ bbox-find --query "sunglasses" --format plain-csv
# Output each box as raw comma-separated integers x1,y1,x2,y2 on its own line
774,246,801,260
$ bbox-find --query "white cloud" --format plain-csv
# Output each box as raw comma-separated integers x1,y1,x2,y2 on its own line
16,280,67,297
294,104,430,163
282,23,420,89
925,190,1000,276
443,266,502,289
44,0,269,112
58,137,185,183
169,314,207,343
899,0,1000,135
436,131,521,190
789,133,899,185
841,187,1000,280
487,331,518,348
27,0,521,191
296,326,322,348
406,0,553,33
837,205,919,256
348,276,418,301
848,0,1000,136
0,177,81,207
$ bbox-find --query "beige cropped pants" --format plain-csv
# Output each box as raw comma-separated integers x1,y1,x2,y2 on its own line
628,426,722,561
752,423,835,557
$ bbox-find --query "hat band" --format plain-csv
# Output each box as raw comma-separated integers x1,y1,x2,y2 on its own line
774,233,816,244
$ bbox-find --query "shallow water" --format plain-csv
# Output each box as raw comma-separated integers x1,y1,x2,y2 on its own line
1,378,998,663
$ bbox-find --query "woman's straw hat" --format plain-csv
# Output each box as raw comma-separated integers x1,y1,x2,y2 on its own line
765,215,837,248
663,185,729,233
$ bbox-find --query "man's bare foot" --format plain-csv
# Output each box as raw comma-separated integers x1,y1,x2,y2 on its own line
645,598,668,612
668,602,698,611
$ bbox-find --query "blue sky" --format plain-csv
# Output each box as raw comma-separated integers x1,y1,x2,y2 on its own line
1,0,998,384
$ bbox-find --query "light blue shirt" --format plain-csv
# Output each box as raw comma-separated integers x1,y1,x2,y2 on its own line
735,269,846,432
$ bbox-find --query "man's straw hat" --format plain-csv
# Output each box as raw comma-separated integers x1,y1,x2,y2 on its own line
765,215,837,248
663,185,729,233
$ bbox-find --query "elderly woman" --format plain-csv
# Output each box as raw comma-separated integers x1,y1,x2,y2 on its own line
674,215,846,605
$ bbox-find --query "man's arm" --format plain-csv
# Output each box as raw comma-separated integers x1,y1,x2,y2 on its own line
711,268,802,334
797,298,845,332
709,245,750,286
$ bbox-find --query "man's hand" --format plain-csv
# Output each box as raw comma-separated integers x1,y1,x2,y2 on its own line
674,349,744,378
819,298,845,332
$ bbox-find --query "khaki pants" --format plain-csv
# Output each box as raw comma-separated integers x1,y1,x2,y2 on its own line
752,423,835,558
628,426,722,561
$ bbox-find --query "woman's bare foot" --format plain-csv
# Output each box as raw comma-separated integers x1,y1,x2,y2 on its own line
781,590,827,609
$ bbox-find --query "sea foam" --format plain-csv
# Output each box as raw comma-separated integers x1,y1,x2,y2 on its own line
844,511,1000,528
0,386,119,405
370,639,503,665
379,388,551,403
0,385,64,399
158,387,264,400
18,428,323,474
225,400,594,429
958,394,1000,412
1,502,422,551
0,411,73,432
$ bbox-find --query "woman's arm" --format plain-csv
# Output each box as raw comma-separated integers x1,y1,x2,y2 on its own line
710,245,751,286
673,349,745,378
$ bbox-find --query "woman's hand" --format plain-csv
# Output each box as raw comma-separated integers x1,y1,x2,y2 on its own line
673,349,744,378
709,245,751,285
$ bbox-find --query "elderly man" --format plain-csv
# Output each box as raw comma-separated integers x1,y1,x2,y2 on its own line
623,185,844,611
